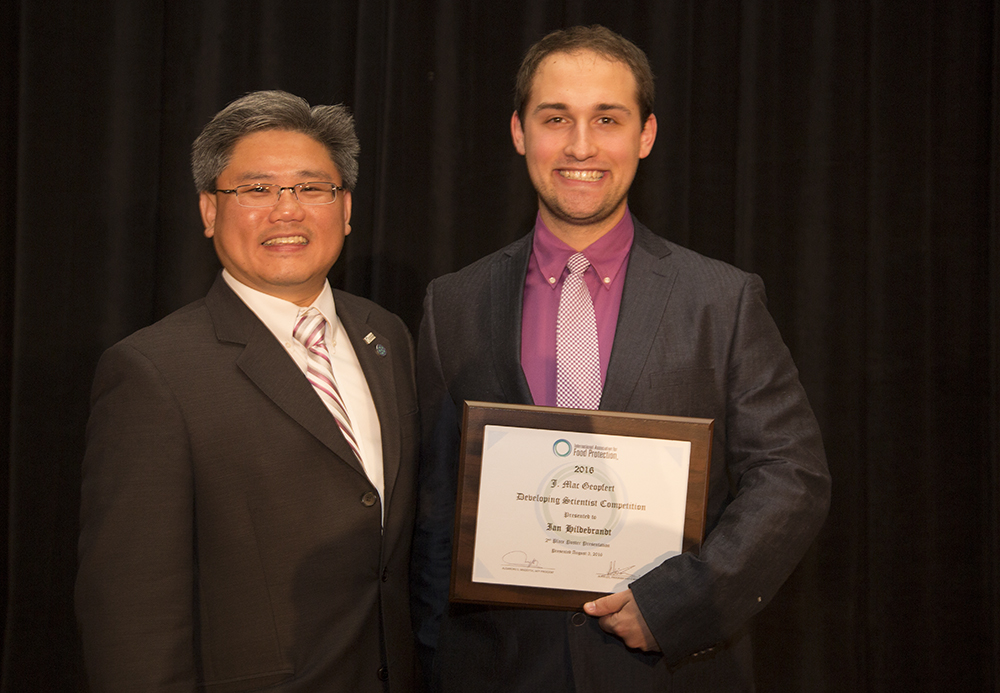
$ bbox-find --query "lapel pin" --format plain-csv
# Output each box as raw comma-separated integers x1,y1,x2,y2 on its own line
376,344,387,357
363,332,376,344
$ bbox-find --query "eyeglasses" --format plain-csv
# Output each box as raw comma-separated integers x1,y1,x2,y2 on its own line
214,181,345,207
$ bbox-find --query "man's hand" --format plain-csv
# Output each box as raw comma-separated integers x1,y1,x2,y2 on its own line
584,589,660,652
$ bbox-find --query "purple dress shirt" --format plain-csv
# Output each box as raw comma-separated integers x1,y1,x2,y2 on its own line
520,211,634,407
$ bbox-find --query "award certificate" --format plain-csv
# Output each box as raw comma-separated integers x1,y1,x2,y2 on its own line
450,402,712,609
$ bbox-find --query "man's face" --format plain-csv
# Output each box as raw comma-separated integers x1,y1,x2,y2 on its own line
199,129,352,307
511,50,656,241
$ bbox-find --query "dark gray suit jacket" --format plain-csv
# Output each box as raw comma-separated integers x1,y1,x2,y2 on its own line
77,276,419,692
411,219,830,692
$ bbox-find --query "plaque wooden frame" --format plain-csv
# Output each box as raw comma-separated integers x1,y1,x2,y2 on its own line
450,401,713,610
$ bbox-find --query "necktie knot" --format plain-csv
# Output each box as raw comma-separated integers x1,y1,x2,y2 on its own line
293,309,327,352
567,252,590,276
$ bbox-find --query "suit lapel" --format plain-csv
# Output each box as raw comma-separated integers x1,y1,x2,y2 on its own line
205,277,369,479
601,222,678,412
335,293,402,508
490,234,535,405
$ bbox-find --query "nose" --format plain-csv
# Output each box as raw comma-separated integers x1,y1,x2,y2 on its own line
269,186,306,220
565,122,597,160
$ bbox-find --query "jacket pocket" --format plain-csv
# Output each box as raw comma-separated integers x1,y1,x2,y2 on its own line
200,669,294,692
645,367,717,419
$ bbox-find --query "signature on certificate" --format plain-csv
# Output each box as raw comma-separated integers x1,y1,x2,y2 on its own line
502,550,549,569
597,561,635,580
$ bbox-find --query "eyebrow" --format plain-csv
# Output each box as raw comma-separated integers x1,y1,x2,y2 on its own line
233,169,334,183
532,102,633,116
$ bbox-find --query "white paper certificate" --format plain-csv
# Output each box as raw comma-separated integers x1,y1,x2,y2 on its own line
471,424,692,594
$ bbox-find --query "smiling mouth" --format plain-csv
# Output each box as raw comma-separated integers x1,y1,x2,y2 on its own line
559,170,605,182
262,235,308,246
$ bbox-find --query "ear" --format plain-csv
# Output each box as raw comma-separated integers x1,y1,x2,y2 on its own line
638,114,657,159
511,111,526,155
341,190,352,236
199,191,218,238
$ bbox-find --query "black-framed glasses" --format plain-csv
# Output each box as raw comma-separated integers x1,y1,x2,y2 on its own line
214,182,345,207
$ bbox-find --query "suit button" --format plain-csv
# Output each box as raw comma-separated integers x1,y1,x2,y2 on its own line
381,568,389,582
361,492,377,507
571,612,587,626
377,666,389,681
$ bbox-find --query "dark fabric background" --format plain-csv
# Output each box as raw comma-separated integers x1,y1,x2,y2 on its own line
2,1,998,691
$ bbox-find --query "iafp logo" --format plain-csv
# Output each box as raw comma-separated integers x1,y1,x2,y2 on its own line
552,439,572,457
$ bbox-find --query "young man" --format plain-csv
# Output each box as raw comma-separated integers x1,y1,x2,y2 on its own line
77,91,418,692
412,26,830,692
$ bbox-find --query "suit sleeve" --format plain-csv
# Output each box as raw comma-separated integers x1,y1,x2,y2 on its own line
76,342,197,691
409,282,462,670
629,274,831,665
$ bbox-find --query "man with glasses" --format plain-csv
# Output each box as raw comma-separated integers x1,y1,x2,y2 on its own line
76,90,418,692
412,26,830,692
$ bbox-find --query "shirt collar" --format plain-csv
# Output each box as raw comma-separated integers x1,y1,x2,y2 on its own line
530,209,634,290
221,269,337,340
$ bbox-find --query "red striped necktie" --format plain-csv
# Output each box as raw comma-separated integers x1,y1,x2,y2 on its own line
293,308,363,462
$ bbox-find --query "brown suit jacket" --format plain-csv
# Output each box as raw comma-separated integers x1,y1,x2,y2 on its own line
77,275,418,692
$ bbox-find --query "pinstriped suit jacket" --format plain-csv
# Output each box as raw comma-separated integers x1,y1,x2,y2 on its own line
412,218,830,693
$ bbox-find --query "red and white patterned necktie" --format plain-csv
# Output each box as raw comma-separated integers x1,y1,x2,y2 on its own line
556,252,602,409
293,309,363,462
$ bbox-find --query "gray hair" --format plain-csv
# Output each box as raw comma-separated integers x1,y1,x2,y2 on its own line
191,90,360,192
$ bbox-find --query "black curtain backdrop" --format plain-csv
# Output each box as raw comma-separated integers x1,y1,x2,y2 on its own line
2,2,998,691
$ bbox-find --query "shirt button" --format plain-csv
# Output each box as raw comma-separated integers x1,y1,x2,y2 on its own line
548,277,556,284
361,492,378,507
571,612,587,626
603,277,611,284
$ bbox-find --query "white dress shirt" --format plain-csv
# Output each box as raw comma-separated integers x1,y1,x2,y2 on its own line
222,270,385,508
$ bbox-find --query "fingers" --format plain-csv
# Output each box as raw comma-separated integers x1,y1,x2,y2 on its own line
582,589,660,652
584,590,629,617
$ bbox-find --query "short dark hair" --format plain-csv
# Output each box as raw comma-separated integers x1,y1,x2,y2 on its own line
191,90,360,192
514,25,655,125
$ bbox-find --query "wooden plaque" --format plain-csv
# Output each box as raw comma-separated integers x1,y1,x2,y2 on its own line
450,401,713,610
